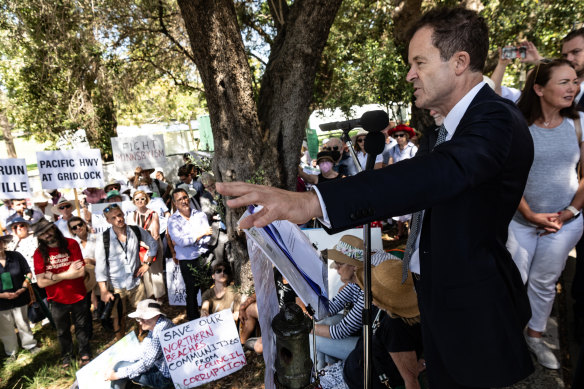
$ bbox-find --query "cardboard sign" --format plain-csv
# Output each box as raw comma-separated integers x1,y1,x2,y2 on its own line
0,158,31,199
161,309,246,388
76,331,140,389
166,257,186,306
36,149,104,190
111,135,166,172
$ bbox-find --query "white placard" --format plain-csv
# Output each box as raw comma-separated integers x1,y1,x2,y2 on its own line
161,309,246,388
76,331,140,389
111,134,166,172
166,257,186,306
36,149,104,190
0,158,31,199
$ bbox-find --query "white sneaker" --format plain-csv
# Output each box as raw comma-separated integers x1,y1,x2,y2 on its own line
524,334,560,369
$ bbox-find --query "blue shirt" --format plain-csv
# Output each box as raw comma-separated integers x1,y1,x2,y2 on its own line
167,208,211,260
116,315,174,379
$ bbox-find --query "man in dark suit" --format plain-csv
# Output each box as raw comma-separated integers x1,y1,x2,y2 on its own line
218,7,534,388
561,28,584,110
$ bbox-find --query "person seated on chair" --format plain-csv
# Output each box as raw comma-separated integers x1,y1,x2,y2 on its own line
106,299,174,389
200,262,240,322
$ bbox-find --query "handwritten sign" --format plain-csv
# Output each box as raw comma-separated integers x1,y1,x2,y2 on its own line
36,149,104,190
0,158,31,199
111,135,166,172
161,309,246,388
166,257,186,306
76,331,140,389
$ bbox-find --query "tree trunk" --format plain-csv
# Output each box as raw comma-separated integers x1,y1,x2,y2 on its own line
0,110,17,158
177,0,343,288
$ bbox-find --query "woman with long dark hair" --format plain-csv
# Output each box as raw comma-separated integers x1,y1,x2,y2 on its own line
507,59,584,370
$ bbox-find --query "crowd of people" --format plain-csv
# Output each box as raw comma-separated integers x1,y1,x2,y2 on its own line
1,6,584,389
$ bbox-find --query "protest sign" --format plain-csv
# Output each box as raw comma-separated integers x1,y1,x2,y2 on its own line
76,331,140,389
36,149,104,190
166,257,187,306
161,309,246,388
0,158,31,199
111,134,166,172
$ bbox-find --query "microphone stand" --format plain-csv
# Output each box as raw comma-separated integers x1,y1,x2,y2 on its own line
338,127,377,389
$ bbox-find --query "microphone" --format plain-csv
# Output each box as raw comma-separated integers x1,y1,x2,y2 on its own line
364,132,386,171
319,110,389,132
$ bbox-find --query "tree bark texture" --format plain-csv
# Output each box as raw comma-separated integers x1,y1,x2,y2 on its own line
0,110,17,158
177,0,343,286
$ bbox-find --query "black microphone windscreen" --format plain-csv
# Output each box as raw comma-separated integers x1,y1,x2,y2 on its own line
319,122,341,131
360,110,389,132
364,131,386,155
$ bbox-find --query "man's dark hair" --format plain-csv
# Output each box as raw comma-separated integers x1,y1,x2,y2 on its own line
517,59,579,125
177,165,190,178
171,188,189,202
407,7,489,72
37,226,71,265
563,27,584,45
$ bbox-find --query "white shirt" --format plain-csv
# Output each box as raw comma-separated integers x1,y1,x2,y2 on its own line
576,81,584,106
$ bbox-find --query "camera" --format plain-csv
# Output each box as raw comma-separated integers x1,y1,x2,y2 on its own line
100,293,120,321
502,46,527,59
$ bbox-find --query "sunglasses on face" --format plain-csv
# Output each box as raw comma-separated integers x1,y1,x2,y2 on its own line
323,146,339,151
69,223,83,231
394,133,406,138
59,204,72,210
134,197,146,202
103,203,120,213
215,268,227,275
357,138,365,143
12,224,28,230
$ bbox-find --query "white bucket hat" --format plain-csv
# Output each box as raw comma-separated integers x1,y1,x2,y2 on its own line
128,299,165,320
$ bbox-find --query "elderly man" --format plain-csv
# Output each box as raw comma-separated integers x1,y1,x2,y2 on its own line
167,188,213,321
218,7,534,388
106,299,174,389
95,203,158,340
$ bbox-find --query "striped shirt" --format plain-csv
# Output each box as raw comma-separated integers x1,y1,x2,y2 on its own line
328,282,364,339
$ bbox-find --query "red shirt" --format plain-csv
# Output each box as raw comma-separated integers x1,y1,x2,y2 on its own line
33,238,86,304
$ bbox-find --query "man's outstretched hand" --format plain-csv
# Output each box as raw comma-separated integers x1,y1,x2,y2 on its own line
216,182,323,229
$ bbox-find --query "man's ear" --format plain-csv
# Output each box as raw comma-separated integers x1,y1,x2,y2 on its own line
452,51,471,76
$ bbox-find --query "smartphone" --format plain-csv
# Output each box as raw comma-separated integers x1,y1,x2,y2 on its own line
502,46,527,59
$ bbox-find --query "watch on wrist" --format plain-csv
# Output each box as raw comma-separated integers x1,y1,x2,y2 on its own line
565,206,580,219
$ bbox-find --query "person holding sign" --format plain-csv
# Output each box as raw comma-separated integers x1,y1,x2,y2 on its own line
105,299,174,389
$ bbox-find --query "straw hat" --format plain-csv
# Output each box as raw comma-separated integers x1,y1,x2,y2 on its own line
325,235,364,268
128,299,166,320
51,198,75,215
84,263,97,292
31,190,52,204
104,179,121,192
355,259,419,319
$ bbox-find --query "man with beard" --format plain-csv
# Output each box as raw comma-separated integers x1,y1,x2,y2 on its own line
32,219,90,368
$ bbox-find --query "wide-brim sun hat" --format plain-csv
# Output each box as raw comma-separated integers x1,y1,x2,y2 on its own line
31,190,52,204
388,124,416,139
51,198,75,215
325,235,365,268
128,299,166,320
355,258,420,319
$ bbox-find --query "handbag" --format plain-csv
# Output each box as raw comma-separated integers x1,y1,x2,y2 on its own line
26,284,47,324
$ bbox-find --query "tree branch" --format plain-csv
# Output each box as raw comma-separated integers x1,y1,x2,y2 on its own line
157,0,197,64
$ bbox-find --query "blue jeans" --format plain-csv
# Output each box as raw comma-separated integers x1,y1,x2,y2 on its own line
110,360,172,389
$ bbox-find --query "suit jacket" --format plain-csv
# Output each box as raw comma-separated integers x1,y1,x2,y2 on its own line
317,85,534,387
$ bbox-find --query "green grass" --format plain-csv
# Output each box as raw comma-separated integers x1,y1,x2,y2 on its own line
26,164,37,172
